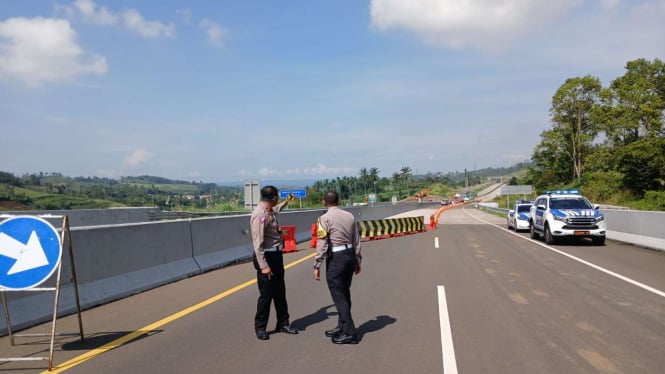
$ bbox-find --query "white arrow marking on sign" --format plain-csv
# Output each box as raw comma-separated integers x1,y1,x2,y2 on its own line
0,231,50,275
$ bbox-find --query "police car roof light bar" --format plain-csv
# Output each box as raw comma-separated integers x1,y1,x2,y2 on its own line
546,189,580,195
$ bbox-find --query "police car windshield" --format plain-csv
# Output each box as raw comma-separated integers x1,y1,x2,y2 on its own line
550,198,592,209
517,205,531,212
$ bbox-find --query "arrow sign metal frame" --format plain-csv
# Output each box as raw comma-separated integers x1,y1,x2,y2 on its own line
1,214,84,370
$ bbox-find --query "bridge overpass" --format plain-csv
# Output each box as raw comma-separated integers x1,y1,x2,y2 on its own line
1,206,664,373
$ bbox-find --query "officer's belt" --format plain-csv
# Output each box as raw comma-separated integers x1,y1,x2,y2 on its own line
264,244,282,252
331,244,353,252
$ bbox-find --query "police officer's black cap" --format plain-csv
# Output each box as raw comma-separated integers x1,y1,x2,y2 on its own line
261,185,278,201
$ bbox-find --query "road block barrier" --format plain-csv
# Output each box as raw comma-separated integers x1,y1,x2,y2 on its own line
310,223,317,248
430,204,459,228
429,214,438,229
281,225,297,252
359,216,425,240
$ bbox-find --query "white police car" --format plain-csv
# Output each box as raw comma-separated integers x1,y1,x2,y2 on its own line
529,189,606,245
507,200,533,231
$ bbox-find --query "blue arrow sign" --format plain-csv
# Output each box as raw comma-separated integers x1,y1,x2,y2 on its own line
280,189,306,198
0,216,62,290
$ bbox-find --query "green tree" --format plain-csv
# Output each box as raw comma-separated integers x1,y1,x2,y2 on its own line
597,58,665,146
549,75,602,181
615,137,665,193
358,167,371,195
529,128,574,189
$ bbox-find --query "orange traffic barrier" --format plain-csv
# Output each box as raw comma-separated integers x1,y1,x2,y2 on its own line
429,214,438,229
310,223,317,248
281,225,297,253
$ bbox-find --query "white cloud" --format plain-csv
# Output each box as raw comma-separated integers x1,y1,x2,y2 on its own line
71,0,118,26
123,149,153,167
370,0,580,53
199,18,226,47
123,9,175,39
59,0,175,39
0,17,107,86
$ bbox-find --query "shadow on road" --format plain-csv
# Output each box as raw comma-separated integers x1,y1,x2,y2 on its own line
357,315,396,342
290,304,336,331
61,330,163,350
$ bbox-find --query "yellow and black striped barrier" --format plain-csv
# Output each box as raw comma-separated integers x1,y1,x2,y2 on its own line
359,216,425,240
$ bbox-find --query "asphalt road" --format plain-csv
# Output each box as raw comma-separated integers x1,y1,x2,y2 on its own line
2,206,664,373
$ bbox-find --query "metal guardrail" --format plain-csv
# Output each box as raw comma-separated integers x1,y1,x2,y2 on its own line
475,204,509,216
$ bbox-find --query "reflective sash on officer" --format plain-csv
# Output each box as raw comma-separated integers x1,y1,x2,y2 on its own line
316,217,328,239
316,217,334,256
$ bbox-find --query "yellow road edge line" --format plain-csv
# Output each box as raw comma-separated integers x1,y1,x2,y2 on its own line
45,252,317,373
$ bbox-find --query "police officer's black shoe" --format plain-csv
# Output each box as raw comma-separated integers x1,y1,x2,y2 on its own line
331,333,358,344
276,325,299,334
255,329,269,340
325,327,342,337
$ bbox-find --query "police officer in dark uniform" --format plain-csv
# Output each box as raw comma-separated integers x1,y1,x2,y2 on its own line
250,185,298,340
313,190,362,344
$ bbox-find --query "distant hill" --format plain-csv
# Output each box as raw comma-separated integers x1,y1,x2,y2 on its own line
219,164,532,189
416,161,531,183
218,179,319,189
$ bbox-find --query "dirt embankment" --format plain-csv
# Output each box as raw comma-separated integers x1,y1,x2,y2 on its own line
0,200,29,210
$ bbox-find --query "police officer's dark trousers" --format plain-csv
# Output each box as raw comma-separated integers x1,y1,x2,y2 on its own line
326,249,357,335
254,251,290,331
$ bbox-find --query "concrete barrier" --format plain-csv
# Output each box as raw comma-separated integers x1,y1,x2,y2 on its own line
1,207,159,227
2,220,200,334
603,209,665,251
7,201,660,335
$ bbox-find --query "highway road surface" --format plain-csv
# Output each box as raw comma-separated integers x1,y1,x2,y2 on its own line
2,206,664,373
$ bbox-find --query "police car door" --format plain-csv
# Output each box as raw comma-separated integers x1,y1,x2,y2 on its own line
535,197,546,229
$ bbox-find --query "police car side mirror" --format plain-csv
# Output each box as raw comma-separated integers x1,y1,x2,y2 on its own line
509,210,514,215
537,204,546,210
594,204,600,210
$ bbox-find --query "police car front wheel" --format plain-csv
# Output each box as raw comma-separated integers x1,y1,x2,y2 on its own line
544,225,556,244
530,223,539,239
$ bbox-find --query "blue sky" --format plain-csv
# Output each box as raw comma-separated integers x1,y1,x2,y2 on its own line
1,0,663,183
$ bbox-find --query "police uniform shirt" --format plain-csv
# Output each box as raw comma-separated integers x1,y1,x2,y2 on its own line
251,200,288,269
314,206,362,268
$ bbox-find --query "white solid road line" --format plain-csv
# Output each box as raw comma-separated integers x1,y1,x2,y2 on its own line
435,237,440,248
438,285,459,374
463,208,665,299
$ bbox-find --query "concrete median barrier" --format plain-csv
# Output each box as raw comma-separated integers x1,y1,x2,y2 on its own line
1,220,200,334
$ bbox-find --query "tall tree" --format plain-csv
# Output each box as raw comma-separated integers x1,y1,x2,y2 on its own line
359,167,370,195
597,58,665,146
369,167,380,193
529,128,574,189
549,75,602,181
